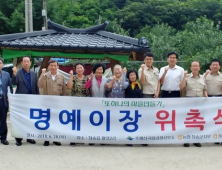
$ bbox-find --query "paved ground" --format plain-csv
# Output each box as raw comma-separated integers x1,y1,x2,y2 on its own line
1,114,222,170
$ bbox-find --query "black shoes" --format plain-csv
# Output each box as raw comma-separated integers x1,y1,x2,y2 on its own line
215,142,221,144
183,143,189,147
43,141,49,146
126,144,133,147
16,141,22,146
53,142,61,146
184,143,201,147
193,143,201,147
183,143,201,147
43,141,61,146
16,139,35,146
70,143,76,146
141,144,148,146
27,139,36,144
1,139,9,145
89,143,94,146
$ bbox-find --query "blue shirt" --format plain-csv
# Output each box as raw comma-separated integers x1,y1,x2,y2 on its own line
22,68,32,94
0,72,3,96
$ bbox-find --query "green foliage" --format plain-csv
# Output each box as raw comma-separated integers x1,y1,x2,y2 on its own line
136,16,222,73
107,18,130,36
121,61,142,72
2,0,222,35
1,0,222,74
115,0,222,36
10,10,25,32
0,11,9,34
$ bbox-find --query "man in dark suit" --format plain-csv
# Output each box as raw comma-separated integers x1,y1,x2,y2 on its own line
0,57,13,145
12,56,39,146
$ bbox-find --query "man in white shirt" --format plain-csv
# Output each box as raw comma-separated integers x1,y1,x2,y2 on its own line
159,52,184,98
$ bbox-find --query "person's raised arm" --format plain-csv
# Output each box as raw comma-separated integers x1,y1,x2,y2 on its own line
67,70,74,89
181,87,186,97
203,69,211,79
179,70,188,90
62,76,67,96
203,80,208,98
8,73,13,94
11,67,18,85
106,76,116,89
121,67,129,89
38,68,47,88
159,67,169,85
154,81,160,98
85,72,93,89
203,90,208,98
139,64,145,85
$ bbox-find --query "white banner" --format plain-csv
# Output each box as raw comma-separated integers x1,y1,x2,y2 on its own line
8,94,222,144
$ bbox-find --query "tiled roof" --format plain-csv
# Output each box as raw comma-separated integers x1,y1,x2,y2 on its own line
0,20,150,52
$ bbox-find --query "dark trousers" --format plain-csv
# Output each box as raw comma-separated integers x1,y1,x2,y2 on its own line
0,98,8,140
208,95,222,97
15,138,23,143
143,94,155,98
161,90,181,98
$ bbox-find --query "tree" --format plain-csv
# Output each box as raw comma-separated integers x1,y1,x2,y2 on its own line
10,10,25,32
106,19,130,36
136,17,222,73
0,11,9,34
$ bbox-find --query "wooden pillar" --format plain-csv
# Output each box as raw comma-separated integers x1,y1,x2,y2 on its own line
132,51,137,60
108,58,121,74
38,56,51,77
12,57,22,69
38,56,50,95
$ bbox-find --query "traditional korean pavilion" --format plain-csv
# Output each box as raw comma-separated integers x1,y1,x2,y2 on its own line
0,19,150,74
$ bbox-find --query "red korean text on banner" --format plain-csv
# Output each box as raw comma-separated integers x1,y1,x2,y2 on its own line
184,109,206,130
155,110,176,131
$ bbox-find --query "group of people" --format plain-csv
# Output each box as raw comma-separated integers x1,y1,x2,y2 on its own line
0,51,222,147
